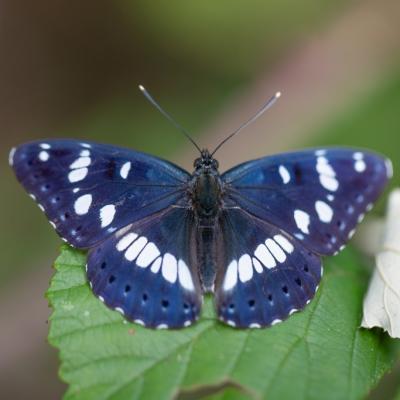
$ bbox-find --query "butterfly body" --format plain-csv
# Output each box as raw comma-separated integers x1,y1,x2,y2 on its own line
10,140,392,329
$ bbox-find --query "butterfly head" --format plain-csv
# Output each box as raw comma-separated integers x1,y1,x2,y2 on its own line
193,149,219,174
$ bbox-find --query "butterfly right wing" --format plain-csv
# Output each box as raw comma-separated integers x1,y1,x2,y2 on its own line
222,148,391,256
87,206,202,329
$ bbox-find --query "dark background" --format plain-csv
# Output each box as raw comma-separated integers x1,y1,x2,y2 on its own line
1,1,400,398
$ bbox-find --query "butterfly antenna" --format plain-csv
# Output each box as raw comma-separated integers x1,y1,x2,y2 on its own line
211,91,281,157
138,85,202,154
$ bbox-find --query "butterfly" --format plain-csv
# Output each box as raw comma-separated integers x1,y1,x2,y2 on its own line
9,89,392,329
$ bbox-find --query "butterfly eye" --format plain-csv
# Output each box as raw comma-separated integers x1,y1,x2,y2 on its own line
193,158,202,168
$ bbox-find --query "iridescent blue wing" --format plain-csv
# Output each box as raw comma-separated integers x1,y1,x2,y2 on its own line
214,208,321,328
87,206,202,328
222,148,391,255
10,139,190,248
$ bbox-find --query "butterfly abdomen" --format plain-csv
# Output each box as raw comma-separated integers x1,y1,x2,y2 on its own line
197,227,218,292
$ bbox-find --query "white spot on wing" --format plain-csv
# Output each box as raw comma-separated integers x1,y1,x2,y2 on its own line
265,239,286,262
70,157,91,169
385,158,393,178
316,156,335,177
136,242,160,268
353,151,367,172
254,244,276,269
278,165,290,184
249,323,261,328
294,233,304,240
80,149,90,157
125,236,147,261
354,160,366,172
39,151,49,162
68,168,88,183
120,161,131,179
81,143,91,148
252,257,263,273
162,253,178,283
223,260,238,291
157,324,168,329
115,223,133,238
100,204,116,227
178,259,195,291
315,149,326,156
315,200,333,223
8,147,16,166
273,234,294,253
320,175,339,191
150,256,162,273
294,209,310,234
74,194,92,215
116,232,138,251
316,156,339,191
115,307,125,315
40,143,51,149
238,254,253,283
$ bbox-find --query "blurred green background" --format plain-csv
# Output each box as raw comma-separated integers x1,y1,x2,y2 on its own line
1,1,400,398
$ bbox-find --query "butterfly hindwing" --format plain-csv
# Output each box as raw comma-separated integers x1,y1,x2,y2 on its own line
222,148,391,255
10,140,189,248
87,206,202,328
214,208,322,328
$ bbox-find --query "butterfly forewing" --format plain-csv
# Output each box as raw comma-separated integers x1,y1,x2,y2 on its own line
222,148,391,256
214,208,322,328
87,206,202,328
11,140,189,248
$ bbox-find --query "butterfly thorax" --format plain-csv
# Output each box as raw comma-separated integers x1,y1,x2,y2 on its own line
190,150,222,226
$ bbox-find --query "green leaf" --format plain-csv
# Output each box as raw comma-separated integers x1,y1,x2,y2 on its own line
48,245,394,400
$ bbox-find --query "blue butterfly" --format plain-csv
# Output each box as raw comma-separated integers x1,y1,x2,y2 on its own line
9,91,392,329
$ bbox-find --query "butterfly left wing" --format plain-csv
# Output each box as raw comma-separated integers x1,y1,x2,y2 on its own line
214,208,322,328
10,139,189,248
87,206,202,329
222,148,391,256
